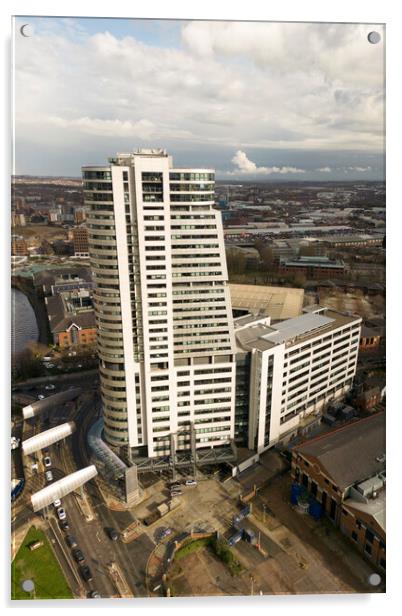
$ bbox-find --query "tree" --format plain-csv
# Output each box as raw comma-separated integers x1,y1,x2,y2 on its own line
13,348,43,380
226,248,247,275
254,240,274,269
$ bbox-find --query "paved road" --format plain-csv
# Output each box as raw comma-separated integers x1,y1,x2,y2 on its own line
12,387,155,599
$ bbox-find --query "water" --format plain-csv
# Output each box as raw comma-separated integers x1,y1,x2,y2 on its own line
11,287,39,355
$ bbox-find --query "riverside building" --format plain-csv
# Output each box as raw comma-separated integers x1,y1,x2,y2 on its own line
82,149,236,460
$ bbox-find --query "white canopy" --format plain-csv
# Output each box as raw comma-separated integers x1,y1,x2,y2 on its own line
31,465,98,511
22,387,82,420
22,422,75,455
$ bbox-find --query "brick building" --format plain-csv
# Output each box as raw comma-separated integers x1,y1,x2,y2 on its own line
359,325,382,352
73,226,89,257
279,256,345,279
291,413,385,571
11,234,28,256
45,288,96,348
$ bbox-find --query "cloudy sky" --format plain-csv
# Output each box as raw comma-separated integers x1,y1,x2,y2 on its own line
13,17,385,180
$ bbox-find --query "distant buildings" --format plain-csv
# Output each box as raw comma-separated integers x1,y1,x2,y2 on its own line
11,212,26,227
73,226,89,258
74,207,87,224
279,256,345,279
291,413,385,572
11,235,28,256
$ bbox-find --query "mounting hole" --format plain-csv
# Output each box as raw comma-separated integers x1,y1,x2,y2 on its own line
368,573,382,586
367,31,381,44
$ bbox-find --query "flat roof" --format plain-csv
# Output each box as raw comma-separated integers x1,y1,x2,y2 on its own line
236,308,361,352
262,313,335,345
229,283,304,320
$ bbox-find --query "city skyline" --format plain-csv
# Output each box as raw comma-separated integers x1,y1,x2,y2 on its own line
14,17,385,180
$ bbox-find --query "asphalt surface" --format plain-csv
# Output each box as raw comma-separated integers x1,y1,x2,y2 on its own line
12,378,154,599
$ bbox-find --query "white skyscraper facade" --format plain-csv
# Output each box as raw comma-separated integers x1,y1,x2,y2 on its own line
82,149,236,458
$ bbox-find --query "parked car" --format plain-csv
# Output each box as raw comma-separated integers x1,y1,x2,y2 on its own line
89,590,101,599
45,470,53,482
171,490,182,497
65,535,77,548
79,565,93,582
57,507,66,520
169,483,181,491
185,479,197,486
106,527,119,541
59,519,70,531
37,394,45,400
72,548,85,563
44,456,52,467
45,384,56,391
53,499,61,508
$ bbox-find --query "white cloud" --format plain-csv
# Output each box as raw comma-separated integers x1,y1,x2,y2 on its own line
317,167,332,173
230,150,305,175
347,166,372,172
13,18,384,174
48,116,156,139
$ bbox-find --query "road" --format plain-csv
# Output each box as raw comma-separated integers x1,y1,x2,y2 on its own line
12,380,156,599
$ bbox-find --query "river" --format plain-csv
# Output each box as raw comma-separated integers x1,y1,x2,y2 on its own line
11,287,39,356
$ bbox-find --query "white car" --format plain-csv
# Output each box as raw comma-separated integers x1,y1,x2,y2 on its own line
37,394,45,400
45,384,56,391
57,507,66,520
185,479,197,487
53,499,61,508
45,470,53,482
44,456,52,467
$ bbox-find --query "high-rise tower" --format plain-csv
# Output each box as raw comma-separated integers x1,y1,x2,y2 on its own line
82,149,236,458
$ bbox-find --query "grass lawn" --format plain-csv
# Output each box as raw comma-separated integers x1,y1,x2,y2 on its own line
11,526,73,600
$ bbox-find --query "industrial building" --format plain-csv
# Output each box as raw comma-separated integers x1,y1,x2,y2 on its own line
291,413,385,571
82,149,236,460
279,256,345,279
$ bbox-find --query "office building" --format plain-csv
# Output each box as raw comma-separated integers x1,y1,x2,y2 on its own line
235,306,361,452
82,149,236,459
73,225,90,258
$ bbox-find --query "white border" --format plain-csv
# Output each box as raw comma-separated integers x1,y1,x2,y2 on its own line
3,1,400,615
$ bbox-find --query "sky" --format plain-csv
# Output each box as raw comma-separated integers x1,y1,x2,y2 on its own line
13,17,385,180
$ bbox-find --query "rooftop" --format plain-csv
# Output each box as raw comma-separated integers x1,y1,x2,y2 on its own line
343,490,386,533
236,308,361,352
229,283,304,321
293,412,385,491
